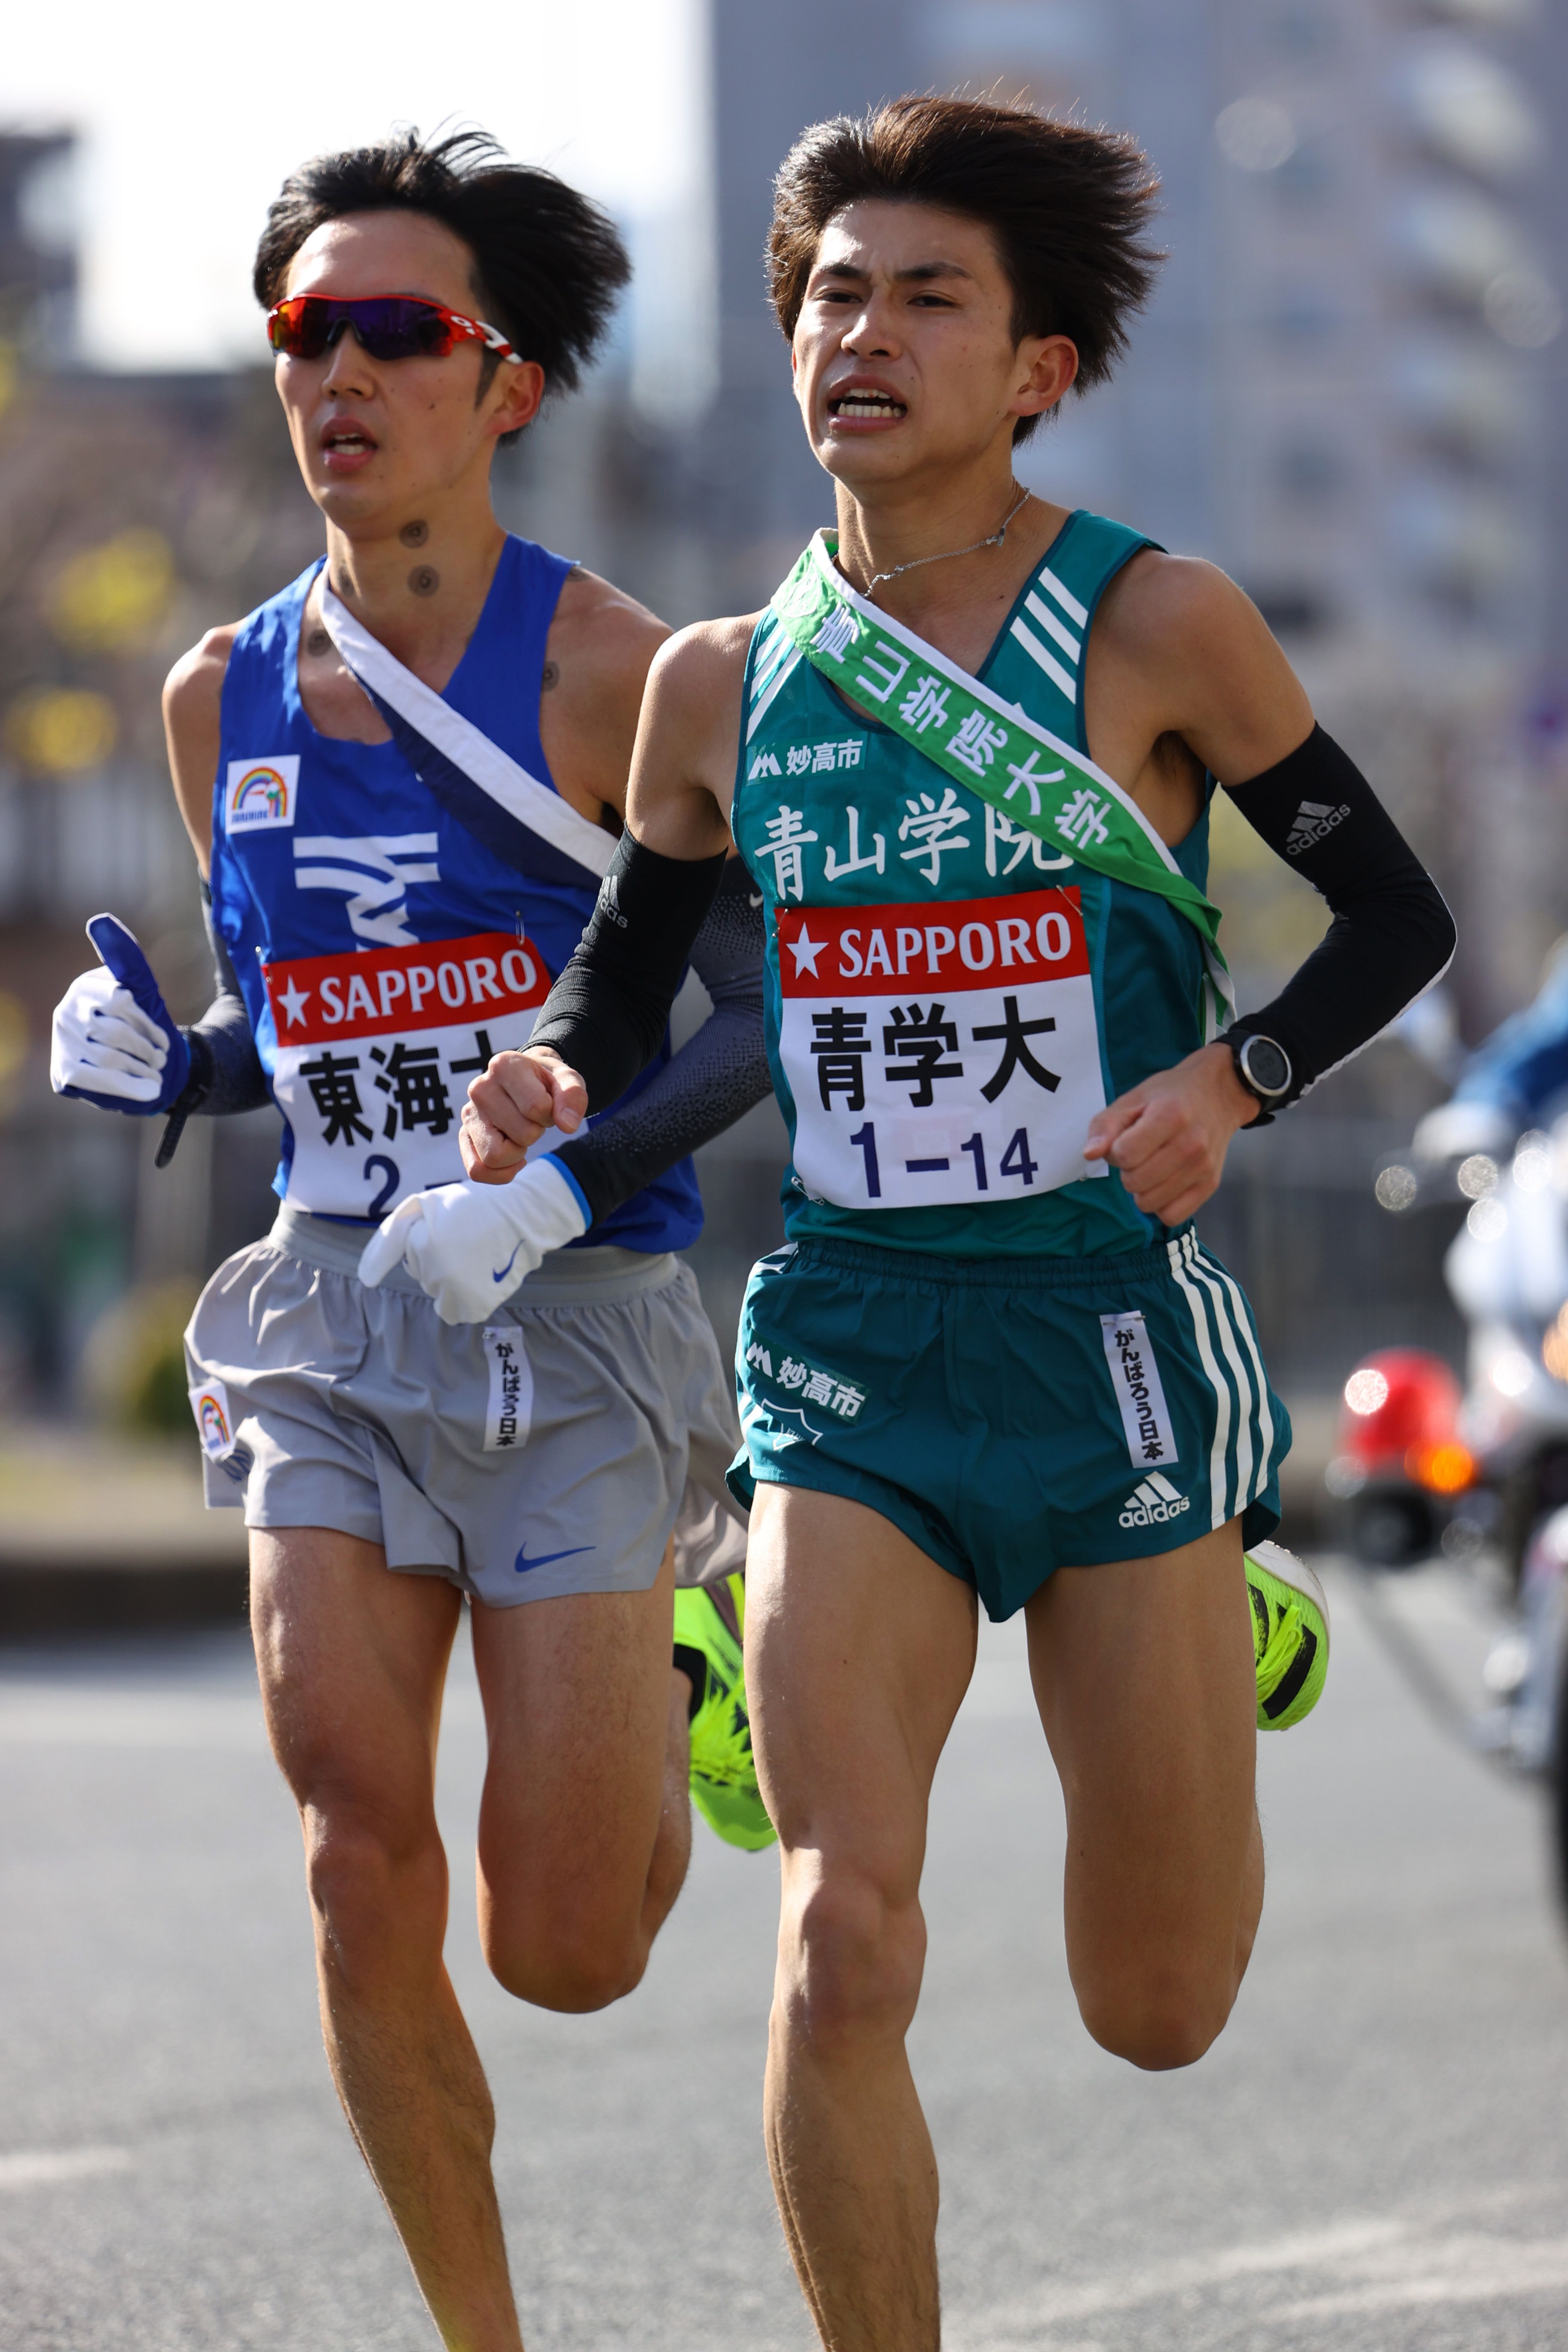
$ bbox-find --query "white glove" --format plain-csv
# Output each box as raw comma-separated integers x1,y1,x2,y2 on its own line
50,965,170,1103
356,1156,589,1324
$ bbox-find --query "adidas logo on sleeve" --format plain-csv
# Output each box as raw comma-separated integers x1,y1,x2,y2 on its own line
1118,1471,1191,1529
1285,799,1351,856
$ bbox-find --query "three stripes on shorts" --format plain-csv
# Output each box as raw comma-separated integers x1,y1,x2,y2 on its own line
1166,1229,1276,1530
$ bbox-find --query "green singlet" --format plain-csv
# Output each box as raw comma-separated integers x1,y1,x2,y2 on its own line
732,510,1213,1261
726,510,1289,1615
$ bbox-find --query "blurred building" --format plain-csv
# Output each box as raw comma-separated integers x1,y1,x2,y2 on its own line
0,130,77,367
704,2,1555,643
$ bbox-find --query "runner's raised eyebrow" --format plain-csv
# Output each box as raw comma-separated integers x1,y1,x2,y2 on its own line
809,258,979,288
895,261,977,285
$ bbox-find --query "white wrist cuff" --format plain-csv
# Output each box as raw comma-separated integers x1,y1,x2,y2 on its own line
518,1153,590,1248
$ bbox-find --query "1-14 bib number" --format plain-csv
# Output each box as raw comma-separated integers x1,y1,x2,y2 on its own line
775,886,1108,1212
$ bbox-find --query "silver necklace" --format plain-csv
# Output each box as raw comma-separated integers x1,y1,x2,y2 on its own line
857,483,1033,598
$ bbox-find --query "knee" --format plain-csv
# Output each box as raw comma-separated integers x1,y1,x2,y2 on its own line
482,1895,649,2015
302,1800,446,1988
776,1863,925,2058
1075,1956,1235,2072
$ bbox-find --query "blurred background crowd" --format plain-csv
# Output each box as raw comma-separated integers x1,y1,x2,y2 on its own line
0,0,1562,1496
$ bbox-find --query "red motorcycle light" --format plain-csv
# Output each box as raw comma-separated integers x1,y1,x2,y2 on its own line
1338,1347,1463,1472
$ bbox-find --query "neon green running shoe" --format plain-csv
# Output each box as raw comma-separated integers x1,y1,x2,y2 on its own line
1247,1541,1330,1731
672,1573,777,1852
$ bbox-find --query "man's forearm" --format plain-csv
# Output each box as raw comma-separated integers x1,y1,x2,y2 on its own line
175,884,272,1118
1224,726,1456,1106
528,831,729,1107
554,863,770,1226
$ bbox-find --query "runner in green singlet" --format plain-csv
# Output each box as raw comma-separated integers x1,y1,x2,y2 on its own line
429,94,1456,2349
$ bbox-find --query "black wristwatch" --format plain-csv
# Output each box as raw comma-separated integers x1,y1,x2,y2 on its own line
1227,1029,1293,1127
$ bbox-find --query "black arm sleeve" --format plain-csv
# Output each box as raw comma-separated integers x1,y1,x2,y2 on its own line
177,883,272,1117
1223,726,1456,1110
554,861,771,1228
528,832,729,1107
156,882,273,1165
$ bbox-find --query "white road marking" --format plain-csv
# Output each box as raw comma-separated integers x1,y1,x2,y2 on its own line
0,1679,487,1749
955,2190,1568,2341
0,2147,132,2192
1279,2230,1568,2321
968,2217,1408,2330
0,1694,266,1751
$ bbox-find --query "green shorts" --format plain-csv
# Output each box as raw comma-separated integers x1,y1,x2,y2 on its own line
726,1229,1290,1623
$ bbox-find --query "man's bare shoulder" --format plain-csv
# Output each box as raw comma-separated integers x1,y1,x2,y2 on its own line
547,565,669,692
163,625,242,868
624,616,763,852
646,613,761,711
163,623,241,729
1093,549,1313,779
539,570,672,821
1095,550,1263,672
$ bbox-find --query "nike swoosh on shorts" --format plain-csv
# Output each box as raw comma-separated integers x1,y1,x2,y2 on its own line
514,1543,596,1574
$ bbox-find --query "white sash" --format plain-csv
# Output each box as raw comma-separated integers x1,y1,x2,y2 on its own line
318,581,616,880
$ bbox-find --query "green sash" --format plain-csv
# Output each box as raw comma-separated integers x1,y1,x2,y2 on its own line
770,532,1233,1032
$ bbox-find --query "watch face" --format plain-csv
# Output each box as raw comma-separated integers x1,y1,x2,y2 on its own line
1241,1035,1291,1096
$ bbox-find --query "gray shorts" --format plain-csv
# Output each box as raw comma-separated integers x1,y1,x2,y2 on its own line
184,1204,748,1608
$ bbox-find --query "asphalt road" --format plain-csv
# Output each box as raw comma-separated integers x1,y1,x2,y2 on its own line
4,1558,1568,2352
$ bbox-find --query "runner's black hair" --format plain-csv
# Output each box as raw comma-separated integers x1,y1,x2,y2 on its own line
768,95,1161,441
253,127,630,397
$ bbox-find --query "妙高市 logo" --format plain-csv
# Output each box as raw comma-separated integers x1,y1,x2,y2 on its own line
226,754,300,833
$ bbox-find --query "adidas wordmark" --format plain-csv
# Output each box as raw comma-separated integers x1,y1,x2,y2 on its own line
1285,799,1350,856
1118,1472,1192,1530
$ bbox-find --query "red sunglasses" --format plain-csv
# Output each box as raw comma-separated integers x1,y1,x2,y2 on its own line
266,293,523,365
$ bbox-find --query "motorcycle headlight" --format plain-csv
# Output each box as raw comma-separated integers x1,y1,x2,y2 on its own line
1458,1154,1500,1200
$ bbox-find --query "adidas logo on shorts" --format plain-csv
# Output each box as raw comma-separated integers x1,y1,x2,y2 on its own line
1285,798,1350,856
1118,1471,1192,1529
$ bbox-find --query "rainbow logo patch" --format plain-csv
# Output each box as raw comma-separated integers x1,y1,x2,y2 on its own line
189,1378,239,1461
226,753,300,833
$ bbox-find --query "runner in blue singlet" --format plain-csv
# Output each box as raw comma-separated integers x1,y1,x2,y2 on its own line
47,130,772,2352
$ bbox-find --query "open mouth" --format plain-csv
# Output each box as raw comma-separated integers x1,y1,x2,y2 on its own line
828,387,907,422
321,421,378,462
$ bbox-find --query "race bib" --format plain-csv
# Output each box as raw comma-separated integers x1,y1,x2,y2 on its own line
262,930,550,1218
776,886,1107,1210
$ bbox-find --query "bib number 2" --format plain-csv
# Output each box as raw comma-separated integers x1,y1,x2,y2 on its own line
363,1155,400,1217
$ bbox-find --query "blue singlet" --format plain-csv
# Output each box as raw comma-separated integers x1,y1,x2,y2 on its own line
208,533,700,1251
